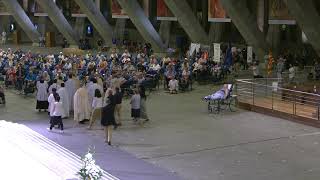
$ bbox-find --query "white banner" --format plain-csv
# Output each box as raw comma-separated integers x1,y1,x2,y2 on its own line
189,43,200,56
247,46,253,63
213,43,220,62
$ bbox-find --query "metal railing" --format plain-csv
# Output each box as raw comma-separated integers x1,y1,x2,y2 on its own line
236,78,320,120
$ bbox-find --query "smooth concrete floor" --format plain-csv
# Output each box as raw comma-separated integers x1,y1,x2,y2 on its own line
1,84,320,180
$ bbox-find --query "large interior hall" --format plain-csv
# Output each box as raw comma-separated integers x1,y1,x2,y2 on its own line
1,0,320,180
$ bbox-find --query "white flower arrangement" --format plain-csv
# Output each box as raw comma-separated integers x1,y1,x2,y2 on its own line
77,148,103,180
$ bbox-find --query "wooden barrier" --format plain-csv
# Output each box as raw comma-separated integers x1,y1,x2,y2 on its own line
62,48,84,56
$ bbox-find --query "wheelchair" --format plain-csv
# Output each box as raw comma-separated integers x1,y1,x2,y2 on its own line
206,84,237,113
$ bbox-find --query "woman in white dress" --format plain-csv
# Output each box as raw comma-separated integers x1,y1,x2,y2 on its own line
36,79,49,112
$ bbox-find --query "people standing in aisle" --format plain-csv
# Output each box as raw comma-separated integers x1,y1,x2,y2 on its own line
36,79,49,112
65,74,77,112
88,89,103,130
47,95,64,133
139,85,149,122
73,83,90,124
57,83,70,118
101,90,116,145
114,87,123,127
130,89,141,123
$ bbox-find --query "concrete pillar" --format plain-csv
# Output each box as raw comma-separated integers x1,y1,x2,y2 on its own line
201,0,209,31
74,0,113,46
257,0,269,36
113,18,126,44
35,0,78,46
2,0,40,44
74,17,85,39
116,0,165,52
220,0,269,59
266,25,281,56
164,0,208,44
209,23,225,43
285,0,320,56
159,21,171,48
38,16,47,35
0,16,10,33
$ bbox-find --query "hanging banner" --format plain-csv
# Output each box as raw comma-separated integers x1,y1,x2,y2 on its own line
157,0,177,21
213,43,221,62
189,43,201,57
0,1,9,15
34,2,48,16
269,0,295,25
247,46,253,63
208,0,231,22
111,0,129,19
71,0,100,17
302,31,308,43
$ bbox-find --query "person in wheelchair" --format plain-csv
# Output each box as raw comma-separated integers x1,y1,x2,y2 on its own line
203,84,231,101
0,85,5,104
179,66,190,91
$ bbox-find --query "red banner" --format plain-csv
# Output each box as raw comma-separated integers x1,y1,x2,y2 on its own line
157,0,176,21
269,0,295,24
34,2,48,16
111,0,129,19
208,0,230,22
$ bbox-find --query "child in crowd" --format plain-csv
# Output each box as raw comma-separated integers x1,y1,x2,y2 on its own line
130,89,141,122
48,95,64,133
169,77,179,94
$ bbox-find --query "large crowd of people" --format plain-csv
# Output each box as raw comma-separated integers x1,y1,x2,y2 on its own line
1,43,317,144
0,46,220,145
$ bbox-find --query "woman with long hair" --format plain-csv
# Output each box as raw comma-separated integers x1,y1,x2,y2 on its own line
139,85,149,122
101,90,116,145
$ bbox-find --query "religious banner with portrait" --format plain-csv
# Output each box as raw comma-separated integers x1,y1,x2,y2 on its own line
0,1,9,15
208,0,231,22
71,0,100,17
269,0,295,25
34,2,48,16
157,0,177,21
213,43,221,63
111,0,129,19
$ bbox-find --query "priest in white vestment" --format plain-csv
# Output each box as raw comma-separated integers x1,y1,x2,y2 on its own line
65,74,77,111
57,83,70,118
74,83,90,123
48,88,57,117
36,79,49,111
